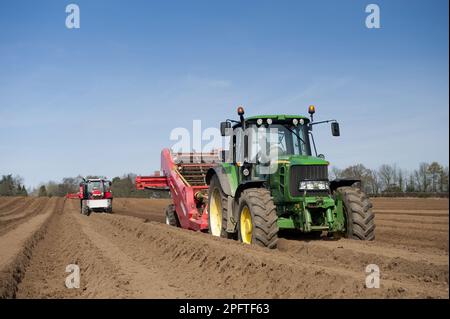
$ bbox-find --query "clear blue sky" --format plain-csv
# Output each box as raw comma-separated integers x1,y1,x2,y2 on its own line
0,0,448,188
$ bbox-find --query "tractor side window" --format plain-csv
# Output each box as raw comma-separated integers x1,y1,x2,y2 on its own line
234,128,245,164
248,125,280,164
276,128,288,155
229,133,236,163
104,182,111,192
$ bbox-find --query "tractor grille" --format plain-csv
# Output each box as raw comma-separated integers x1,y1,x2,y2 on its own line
289,165,329,197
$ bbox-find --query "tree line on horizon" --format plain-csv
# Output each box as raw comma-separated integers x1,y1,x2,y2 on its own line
0,175,28,196
0,174,169,198
330,161,448,196
0,161,448,198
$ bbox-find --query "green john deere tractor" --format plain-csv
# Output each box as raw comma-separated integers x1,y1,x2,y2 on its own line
206,106,375,248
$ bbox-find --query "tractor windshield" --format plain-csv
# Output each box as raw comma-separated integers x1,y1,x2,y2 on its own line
231,123,312,165
252,124,311,156
246,124,311,163
87,181,103,193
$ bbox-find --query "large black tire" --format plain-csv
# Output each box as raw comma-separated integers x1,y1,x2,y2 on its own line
81,200,90,216
237,188,278,249
336,186,375,240
207,174,232,238
165,204,180,227
106,199,113,213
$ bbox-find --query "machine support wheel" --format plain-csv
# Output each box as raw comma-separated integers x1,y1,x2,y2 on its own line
165,204,180,227
207,174,232,238
336,186,375,240
237,188,278,249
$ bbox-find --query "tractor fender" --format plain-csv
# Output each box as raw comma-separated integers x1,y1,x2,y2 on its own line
206,167,232,196
234,180,266,202
330,179,360,192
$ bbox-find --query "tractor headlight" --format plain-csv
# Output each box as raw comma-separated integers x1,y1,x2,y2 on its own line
267,118,273,125
299,181,329,191
256,118,263,126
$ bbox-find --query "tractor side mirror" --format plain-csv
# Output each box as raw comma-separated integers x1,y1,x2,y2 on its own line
331,122,340,136
220,121,231,136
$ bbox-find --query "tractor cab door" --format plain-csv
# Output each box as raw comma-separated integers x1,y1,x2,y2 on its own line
227,127,243,164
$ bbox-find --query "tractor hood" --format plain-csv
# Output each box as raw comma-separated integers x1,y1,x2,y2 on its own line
276,155,329,166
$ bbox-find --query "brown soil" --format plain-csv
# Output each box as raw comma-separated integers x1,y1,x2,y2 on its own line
0,196,448,298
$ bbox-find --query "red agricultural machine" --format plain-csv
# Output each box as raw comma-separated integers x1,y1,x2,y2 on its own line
66,178,113,215
135,149,221,230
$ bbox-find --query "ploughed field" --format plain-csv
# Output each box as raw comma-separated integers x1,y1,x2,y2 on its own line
0,196,448,298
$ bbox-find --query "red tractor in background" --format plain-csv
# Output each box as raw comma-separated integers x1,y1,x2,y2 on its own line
78,178,113,215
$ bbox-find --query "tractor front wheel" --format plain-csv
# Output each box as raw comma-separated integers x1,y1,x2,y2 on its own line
237,188,278,249
336,186,375,240
81,200,90,216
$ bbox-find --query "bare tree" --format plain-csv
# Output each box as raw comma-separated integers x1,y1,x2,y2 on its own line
340,164,373,194
439,166,449,192
378,164,397,191
397,169,406,192
405,173,416,192
329,166,342,180
367,169,381,195
427,162,443,192
415,162,430,192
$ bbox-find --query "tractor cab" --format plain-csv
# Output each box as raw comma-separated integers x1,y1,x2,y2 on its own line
83,179,112,199
219,107,339,185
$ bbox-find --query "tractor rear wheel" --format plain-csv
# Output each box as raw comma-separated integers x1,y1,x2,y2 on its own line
336,186,375,240
165,204,180,227
207,174,230,238
237,188,278,249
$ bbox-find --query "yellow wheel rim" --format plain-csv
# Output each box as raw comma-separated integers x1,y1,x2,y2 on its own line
209,189,222,236
240,206,252,244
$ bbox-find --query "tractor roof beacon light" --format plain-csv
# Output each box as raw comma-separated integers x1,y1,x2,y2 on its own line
237,106,246,129
308,105,316,122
